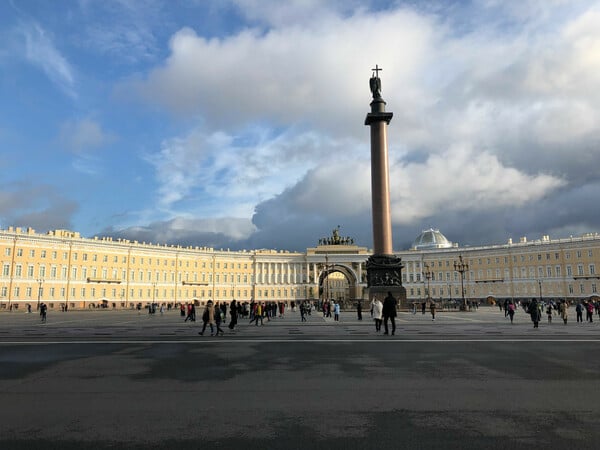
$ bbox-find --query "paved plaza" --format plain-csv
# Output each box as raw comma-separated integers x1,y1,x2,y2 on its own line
1,306,600,449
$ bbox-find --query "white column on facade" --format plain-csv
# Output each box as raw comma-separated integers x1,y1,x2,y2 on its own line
293,264,297,284
305,262,309,283
287,263,291,284
313,263,317,285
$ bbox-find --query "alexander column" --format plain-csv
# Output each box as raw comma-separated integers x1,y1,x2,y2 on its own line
364,65,405,306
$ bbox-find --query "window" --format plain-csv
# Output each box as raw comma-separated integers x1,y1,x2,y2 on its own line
28,265,34,277
589,250,593,257
576,251,582,258
29,249,35,257
41,250,46,258
566,266,572,276
590,265,596,275
4,248,10,256
15,264,22,277
556,266,561,277
547,266,552,277
17,248,23,257
593,284,597,294
83,253,88,261
2,264,10,277
568,284,573,294
578,265,584,276
580,284,585,294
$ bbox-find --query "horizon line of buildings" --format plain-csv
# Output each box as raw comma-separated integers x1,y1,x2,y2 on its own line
1,225,600,310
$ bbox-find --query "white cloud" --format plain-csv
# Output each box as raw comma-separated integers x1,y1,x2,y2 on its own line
119,1,600,249
20,21,75,97
59,118,115,153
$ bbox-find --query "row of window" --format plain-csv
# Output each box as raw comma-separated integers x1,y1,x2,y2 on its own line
0,284,307,301
0,263,255,284
405,250,597,272
2,247,251,270
403,263,597,283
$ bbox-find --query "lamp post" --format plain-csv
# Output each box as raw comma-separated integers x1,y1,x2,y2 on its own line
454,255,469,311
538,279,543,304
36,278,44,310
422,263,433,301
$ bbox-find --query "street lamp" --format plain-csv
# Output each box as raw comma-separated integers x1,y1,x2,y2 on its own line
36,278,44,310
538,279,543,304
422,263,433,300
454,255,469,311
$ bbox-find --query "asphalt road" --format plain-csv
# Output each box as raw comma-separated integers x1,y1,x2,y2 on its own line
1,307,599,449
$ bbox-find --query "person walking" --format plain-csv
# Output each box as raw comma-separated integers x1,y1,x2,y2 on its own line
430,301,436,321
382,291,398,335
334,302,340,322
228,299,238,330
254,303,264,326
507,301,515,324
199,301,215,336
576,302,583,323
528,298,540,328
371,297,383,332
40,303,47,323
559,300,568,325
356,301,362,321
586,301,594,323
214,304,225,336
547,303,553,324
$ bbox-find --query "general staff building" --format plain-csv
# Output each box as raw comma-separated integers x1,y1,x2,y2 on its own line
1,226,599,311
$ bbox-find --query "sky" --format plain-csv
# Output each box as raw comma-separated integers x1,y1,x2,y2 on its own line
1,0,599,252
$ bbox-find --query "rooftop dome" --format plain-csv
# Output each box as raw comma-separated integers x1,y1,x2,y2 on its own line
411,228,453,250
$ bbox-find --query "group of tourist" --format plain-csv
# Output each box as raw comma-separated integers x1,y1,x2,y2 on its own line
370,291,398,335
321,300,341,321
499,298,600,328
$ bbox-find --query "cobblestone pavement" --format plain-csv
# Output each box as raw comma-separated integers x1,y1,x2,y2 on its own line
0,306,598,341
1,307,599,449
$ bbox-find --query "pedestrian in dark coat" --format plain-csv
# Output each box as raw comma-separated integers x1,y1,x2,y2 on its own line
382,291,398,335
528,298,540,328
228,300,238,330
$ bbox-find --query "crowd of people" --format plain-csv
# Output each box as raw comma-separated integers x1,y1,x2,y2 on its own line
499,298,600,328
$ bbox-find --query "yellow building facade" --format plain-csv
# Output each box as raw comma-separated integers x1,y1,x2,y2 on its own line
1,226,599,310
